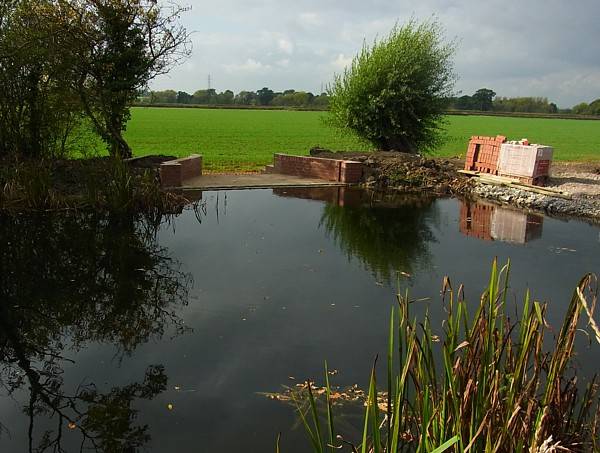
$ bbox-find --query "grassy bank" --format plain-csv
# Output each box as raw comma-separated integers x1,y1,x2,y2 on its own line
120,108,600,172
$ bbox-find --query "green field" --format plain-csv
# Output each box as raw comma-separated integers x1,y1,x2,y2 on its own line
124,107,600,171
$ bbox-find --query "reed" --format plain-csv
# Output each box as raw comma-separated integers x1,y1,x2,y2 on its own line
293,260,599,452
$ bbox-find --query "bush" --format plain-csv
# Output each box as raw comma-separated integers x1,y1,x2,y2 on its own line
327,20,456,153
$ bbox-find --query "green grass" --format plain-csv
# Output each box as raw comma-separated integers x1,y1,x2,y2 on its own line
124,107,367,171
122,107,600,171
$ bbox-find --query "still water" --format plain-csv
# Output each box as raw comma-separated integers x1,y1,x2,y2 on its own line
0,188,598,452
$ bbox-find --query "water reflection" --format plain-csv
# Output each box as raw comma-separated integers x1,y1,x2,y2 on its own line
459,200,544,244
0,212,191,452
275,187,438,282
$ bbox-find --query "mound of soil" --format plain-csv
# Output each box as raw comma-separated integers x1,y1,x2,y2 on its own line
309,148,471,195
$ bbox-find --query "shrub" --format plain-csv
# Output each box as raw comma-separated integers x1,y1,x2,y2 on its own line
327,20,456,153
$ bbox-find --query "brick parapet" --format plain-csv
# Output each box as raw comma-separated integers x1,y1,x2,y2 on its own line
273,154,363,183
160,154,202,188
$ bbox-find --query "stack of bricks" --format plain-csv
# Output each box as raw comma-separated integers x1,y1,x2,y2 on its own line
273,154,363,184
464,135,507,174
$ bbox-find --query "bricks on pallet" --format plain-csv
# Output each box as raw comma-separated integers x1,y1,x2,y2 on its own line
498,144,553,185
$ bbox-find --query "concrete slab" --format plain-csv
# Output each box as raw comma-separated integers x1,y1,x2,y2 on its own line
178,173,349,191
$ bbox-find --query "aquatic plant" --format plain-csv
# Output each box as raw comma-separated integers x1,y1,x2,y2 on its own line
0,157,187,214
290,260,599,452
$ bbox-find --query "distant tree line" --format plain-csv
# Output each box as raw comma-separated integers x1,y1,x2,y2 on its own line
571,99,600,116
448,88,599,115
448,88,560,114
138,87,330,108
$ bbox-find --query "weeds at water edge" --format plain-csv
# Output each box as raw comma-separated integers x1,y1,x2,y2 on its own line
288,260,599,452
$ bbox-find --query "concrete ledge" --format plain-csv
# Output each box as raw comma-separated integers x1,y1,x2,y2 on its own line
160,154,202,187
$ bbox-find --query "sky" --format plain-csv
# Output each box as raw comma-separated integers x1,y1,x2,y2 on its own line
152,0,600,108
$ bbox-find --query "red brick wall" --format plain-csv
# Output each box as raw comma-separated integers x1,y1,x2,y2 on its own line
340,161,363,183
159,162,182,188
160,154,203,187
465,135,506,174
273,154,363,183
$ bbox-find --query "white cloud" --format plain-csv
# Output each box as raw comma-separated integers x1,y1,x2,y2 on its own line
297,12,323,27
151,0,600,106
278,38,294,55
222,59,270,74
332,53,353,72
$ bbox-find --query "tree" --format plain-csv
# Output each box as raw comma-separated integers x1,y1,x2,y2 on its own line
177,91,193,104
0,0,83,159
53,0,191,158
235,90,257,105
588,99,600,115
327,20,456,153
572,102,589,115
256,87,275,106
472,88,496,111
151,89,177,103
217,89,234,104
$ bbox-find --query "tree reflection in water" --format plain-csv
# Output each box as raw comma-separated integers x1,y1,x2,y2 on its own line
319,190,439,283
0,211,192,452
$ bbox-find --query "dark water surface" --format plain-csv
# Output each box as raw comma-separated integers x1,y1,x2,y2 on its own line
1,188,598,452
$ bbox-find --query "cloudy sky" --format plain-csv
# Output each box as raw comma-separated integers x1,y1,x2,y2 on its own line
152,0,600,108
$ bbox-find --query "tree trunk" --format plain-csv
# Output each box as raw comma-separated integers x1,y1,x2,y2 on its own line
380,136,416,154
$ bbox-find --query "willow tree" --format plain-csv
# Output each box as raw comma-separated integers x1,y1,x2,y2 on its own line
328,20,456,153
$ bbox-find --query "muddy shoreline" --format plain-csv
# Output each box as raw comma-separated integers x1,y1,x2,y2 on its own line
311,148,600,223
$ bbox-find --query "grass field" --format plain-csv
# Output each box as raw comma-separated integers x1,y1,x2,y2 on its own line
124,107,600,171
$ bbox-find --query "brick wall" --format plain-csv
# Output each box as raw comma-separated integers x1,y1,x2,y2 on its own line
273,154,363,183
160,154,203,188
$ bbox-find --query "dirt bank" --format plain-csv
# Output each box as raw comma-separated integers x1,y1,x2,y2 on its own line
310,148,471,195
310,148,600,222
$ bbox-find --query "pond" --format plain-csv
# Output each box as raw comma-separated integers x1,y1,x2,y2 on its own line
1,188,599,452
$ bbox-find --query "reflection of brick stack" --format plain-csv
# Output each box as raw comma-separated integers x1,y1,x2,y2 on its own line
465,135,507,174
490,209,543,243
459,200,545,244
459,202,494,241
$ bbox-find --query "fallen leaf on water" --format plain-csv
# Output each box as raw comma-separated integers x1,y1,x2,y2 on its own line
167,403,174,411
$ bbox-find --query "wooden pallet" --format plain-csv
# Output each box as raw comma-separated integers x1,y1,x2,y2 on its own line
458,170,571,199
